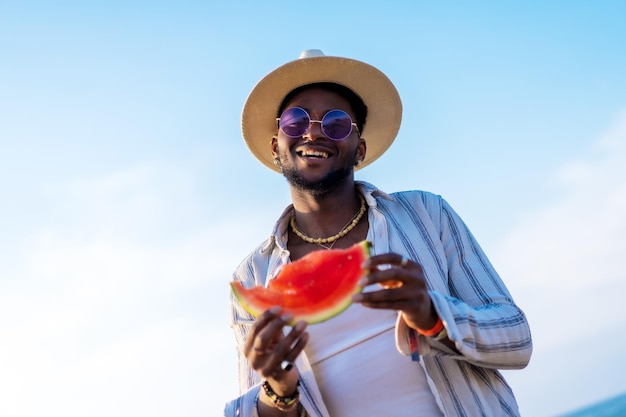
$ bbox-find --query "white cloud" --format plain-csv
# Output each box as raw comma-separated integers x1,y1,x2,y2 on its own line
495,109,626,416
0,161,249,417
496,110,626,325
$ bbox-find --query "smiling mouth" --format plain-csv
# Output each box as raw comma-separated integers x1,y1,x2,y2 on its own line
298,149,329,159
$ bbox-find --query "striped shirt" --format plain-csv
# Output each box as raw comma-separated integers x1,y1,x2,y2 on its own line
225,181,532,417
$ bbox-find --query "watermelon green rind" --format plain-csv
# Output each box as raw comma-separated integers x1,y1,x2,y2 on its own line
230,281,273,320
230,240,371,325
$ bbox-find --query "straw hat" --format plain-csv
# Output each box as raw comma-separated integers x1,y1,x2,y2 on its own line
241,49,402,172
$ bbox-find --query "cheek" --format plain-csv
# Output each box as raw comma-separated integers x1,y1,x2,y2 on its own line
273,141,292,160
344,139,362,156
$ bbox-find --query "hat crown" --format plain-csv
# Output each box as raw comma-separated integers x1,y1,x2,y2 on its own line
298,49,325,59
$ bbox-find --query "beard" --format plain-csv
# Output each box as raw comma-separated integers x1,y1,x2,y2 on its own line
278,148,358,196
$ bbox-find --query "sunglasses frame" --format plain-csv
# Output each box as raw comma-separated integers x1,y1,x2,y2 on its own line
276,107,359,141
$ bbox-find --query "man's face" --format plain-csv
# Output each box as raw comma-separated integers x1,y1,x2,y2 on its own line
271,87,366,195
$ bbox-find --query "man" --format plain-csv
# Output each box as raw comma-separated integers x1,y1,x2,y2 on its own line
225,50,532,417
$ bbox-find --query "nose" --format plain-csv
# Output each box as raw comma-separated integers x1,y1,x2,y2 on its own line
302,120,325,141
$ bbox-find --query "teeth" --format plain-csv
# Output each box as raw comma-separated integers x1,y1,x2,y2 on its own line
301,150,329,158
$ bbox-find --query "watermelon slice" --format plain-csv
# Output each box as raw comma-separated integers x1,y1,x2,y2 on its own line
231,240,371,325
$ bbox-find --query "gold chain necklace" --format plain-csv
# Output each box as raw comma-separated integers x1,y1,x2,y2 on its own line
290,194,367,249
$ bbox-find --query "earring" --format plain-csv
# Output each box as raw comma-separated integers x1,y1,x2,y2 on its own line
273,158,280,166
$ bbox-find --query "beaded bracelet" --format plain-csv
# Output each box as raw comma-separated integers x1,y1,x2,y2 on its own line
262,380,300,412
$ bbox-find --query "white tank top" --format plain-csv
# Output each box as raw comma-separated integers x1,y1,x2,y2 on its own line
304,298,444,417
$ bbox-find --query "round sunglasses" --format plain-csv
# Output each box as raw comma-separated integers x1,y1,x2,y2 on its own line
276,107,359,141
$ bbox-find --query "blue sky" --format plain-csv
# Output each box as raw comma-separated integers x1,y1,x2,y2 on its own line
1,1,625,416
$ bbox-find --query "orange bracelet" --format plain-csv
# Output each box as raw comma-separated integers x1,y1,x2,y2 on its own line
416,316,444,337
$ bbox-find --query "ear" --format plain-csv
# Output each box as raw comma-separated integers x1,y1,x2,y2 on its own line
357,138,367,164
270,136,278,159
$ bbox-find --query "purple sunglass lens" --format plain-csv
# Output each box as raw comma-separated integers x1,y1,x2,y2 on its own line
321,110,353,141
279,107,310,138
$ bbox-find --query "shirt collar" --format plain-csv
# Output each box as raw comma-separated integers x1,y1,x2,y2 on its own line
261,181,394,253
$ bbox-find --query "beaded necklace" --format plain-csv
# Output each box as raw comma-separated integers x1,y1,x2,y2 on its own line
290,194,367,249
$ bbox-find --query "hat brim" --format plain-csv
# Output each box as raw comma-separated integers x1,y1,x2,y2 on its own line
242,55,402,172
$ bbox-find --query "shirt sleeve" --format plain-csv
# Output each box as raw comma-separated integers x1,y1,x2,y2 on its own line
223,249,263,416
396,195,532,370
223,388,259,417
226,245,315,417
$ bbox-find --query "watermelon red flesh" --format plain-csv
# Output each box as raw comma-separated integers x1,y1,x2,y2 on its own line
231,240,370,325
